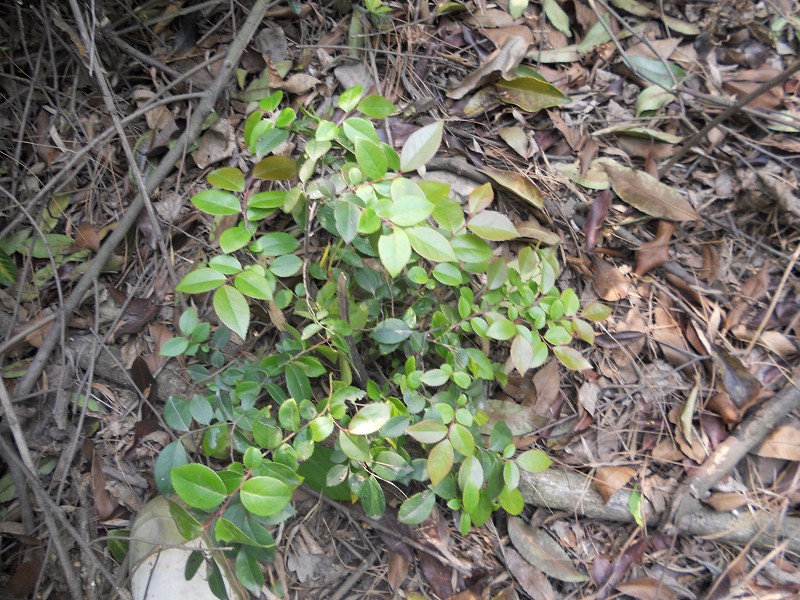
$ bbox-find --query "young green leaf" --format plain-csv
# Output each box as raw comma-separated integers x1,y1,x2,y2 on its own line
405,226,456,262
234,270,274,300
354,137,388,180
400,121,444,172
516,449,552,473
357,94,396,119
349,402,392,435
171,464,227,510
213,285,250,339
427,440,454,486
467,211,520,241
176,268,226,294
378,229,412,277
338,85,364,112
207,167,245,192
553,346,592,371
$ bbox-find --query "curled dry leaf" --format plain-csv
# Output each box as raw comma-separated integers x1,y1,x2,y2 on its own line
447,36,530,100
591,256,630,301
583,189,612,251
75,222,100,252
596,158,701,221
480,165,544,209
635,220,675,276
725,263,771,332
652,301,690,366
595,331,646,349
594,466,636,504
507,517,588,583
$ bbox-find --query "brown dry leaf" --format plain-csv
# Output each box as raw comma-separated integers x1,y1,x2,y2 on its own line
583,189,612,251
480,165,544,209
652,302,690,366
507,517,588,583
707,392,742,426
483,25,535,47
447,36,530,100
577,380,600,416
387,550,410,591
74,222,100,252
516,220,560,245
192,117,236,169
635,220,675,276
596,158,701,221
710,344,762,409
491,583,521,600
754,425,800,461
499,126,534,159
91,451,116,520
725,263,771,331
706,492,749,513
591,256,630,301
274,72,321,95
478,398,548,436
594,466,636,503
531,359,560,413
504,547,556,600
617,577,678,600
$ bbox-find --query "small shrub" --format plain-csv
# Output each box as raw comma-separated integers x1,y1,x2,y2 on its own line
157,85,610,596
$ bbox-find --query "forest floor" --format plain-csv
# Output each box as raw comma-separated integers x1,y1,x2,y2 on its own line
1,0,799,599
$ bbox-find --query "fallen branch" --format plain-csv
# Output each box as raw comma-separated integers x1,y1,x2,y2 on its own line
519,468,800,553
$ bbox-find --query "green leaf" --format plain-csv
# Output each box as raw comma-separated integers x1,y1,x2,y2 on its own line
544,325,571,346
544,0,571,36
0,248,17,286
309,415,334,442
219,224,252,253
254,232,299,256
583,302,612,322
235,547,265,594
171,464,227,510
400,121,444,172
213,285,250,339
357,94,396,118
405,226,456,262
389,178,433,227
234,270,274,300
342,117,379,143
164,396,192,431
420,369,449,387
398,491,436,525
278,398,300,431
499,485,525,515
155,441,187,495
354,137,388,180
338,85,364,112
207,167,245,192
371,318,412,344
191,190,240,215
269,254,302,277
253,155,297,180
629,488,645,527
176,268,226,294
405,420,448,444
240,476,292,517
467,211,520,241
252,127,290,157
160,337,190,357
360,475,386,518
486,318,517,341
349,402,391,435
338,430,371,462
427,440,454,486
450,234,492,263
167,500,202,540
508,0,528,18
627,56,685,88
209,255,243,275
517,449,552,473
285,363,312,401
432,263,463,286
553,346,592,371
504,460,520,490
450,423,475,457
334,201,361,244
378,228,411,277
248,190,287,210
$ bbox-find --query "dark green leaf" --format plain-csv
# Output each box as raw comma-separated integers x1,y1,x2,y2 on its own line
191,190,241,215
207,167,245,192
171,464,227,510
253,155,297,180
371,318,412,344
398,491,435,525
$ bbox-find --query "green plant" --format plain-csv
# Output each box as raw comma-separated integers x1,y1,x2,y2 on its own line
156,85,611,596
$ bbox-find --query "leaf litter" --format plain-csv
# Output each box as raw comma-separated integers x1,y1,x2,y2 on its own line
1,0,800,598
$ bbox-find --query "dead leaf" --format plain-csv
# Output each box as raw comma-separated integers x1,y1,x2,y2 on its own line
192,117,236,169
516,220,560,245
753,425,800,461
705,492,749,512
710,344,762,409
635,221,675,276
505,547,556,600
91,451,116,520
617,577,678,600
725,263,770,332
447,36,530,100
499,126,534,158
591,256,629,301
480,166,544,209
583,189,612,251
596,158,701,221
507,517,588,583
652,301,690,366
594,466,636,504
387,550,410,592
74,222,100,252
